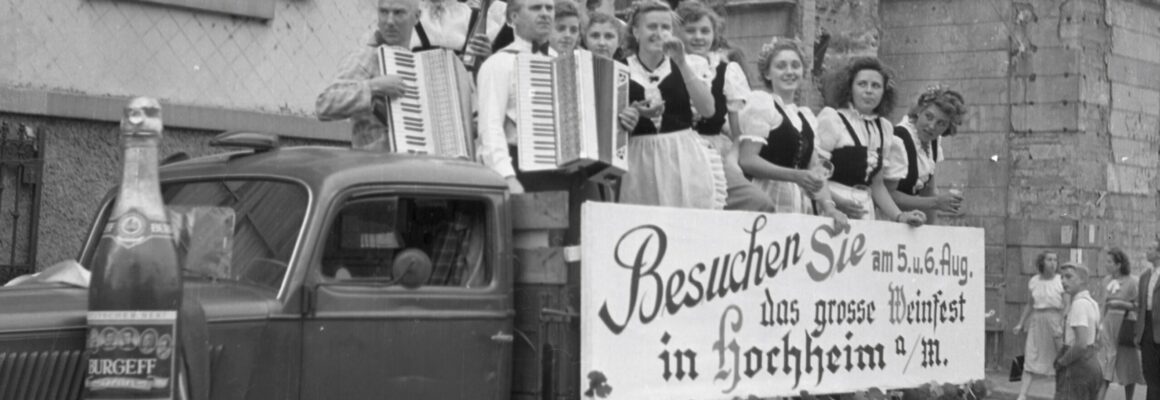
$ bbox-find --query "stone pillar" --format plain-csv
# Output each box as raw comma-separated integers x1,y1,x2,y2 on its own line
880,0,1160,367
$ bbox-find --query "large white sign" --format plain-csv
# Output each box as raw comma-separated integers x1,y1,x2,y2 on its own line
580,203,985,399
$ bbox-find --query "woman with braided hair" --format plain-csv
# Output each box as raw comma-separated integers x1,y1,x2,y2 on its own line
883,86,968,224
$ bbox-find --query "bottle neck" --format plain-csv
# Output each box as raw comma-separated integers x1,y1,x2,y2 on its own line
114,136,166,220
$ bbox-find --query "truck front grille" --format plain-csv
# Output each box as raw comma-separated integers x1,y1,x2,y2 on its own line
0,349,86,400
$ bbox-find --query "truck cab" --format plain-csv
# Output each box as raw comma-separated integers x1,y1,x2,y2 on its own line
0,142,520,399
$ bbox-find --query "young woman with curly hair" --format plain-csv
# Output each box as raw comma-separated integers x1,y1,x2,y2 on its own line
617,0,725,209
816,57,924,225
884,86,968,223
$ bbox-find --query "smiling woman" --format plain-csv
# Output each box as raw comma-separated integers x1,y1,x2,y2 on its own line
883,86,967,224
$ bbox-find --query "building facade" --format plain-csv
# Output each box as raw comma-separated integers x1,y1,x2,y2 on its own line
3,0,1159,368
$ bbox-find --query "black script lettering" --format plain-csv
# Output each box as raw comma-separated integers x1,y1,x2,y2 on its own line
811,298,876,337
940,243,971,286
658,332,700,380
760,288,800,327
807,226,866,282
887,285,968,331
599,225,666,334
712,305,744,393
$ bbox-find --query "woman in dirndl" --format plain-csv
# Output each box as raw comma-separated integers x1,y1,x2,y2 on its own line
674,1,774,212
618,0,726,209
735,37,846,228
1097,248,1144,400
815,57,925,226
1013,251,1066,400
884,86,967,224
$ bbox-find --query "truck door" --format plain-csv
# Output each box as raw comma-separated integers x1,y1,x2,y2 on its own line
300,191,513,399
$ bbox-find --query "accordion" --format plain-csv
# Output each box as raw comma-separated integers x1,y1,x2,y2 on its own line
375,47,474,159
515,49,630,179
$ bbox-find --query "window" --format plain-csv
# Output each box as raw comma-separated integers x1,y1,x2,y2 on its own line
321,195,490,288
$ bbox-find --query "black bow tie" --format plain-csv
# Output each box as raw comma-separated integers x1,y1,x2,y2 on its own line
649,76,660,83
531,42,550,55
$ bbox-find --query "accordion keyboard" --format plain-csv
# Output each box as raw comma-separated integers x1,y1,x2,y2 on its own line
516,56,560,171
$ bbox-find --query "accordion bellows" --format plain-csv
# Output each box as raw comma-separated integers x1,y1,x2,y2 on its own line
515,50,630,179
376,47,475,159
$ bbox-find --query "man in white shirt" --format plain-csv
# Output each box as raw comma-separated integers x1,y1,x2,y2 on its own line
315,0,422,150
476,0,639,193
1055,262,1102,399
1137,241,1160,400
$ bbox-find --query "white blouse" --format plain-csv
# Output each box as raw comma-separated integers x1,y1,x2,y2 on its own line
738,91,818,147
814,107,897,179
884,118,944,191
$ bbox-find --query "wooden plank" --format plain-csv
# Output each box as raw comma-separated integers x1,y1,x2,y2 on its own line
1111,137,1158,168
514,248,567,284
511,191,569,230
1011,102,1079,133
880,22,1009,55
881,0,1008,28
1110,109,1160,141
1113,29,1160,64
886,50,1009,80
1010,75,1081,104
1111,83,1160,115
1108,0,1160,35
1011,47,1078,77
1108,55,1160,91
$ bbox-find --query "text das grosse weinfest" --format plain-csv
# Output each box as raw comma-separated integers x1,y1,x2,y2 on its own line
580,204,983,399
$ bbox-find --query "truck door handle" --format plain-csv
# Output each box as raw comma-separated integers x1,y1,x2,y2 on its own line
490,331,513,343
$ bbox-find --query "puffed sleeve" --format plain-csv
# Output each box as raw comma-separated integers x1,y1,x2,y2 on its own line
883,134,909,181
485,2,508,43
738,92,781,145
723,61,751,102
813,107,845,161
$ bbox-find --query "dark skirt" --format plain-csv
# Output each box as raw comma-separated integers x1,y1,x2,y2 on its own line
1054,348,1102,400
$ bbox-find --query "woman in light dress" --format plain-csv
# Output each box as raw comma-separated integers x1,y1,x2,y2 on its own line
1013,251,1066,400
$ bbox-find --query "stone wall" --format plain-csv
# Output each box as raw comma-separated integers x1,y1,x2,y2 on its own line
880,0,1160,367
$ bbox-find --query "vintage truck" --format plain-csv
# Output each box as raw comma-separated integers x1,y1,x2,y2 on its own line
0,132,585,400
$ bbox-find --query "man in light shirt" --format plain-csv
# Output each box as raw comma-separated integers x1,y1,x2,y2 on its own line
475,0,639,192
1055,262,1101,399
1137,240,1160,400
315,0,423,150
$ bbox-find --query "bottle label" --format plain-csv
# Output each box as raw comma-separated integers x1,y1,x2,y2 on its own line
85,310,178,400
103,210,173,249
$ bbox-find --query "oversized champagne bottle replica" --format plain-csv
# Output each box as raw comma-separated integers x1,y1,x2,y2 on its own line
85,97,182,400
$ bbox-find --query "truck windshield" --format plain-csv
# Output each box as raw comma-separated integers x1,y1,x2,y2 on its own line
90,179,308,292
161,179,307,291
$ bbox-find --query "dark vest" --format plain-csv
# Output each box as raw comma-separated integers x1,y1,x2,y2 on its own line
893,125,939,196
757,102,814,170
829,113,884,187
